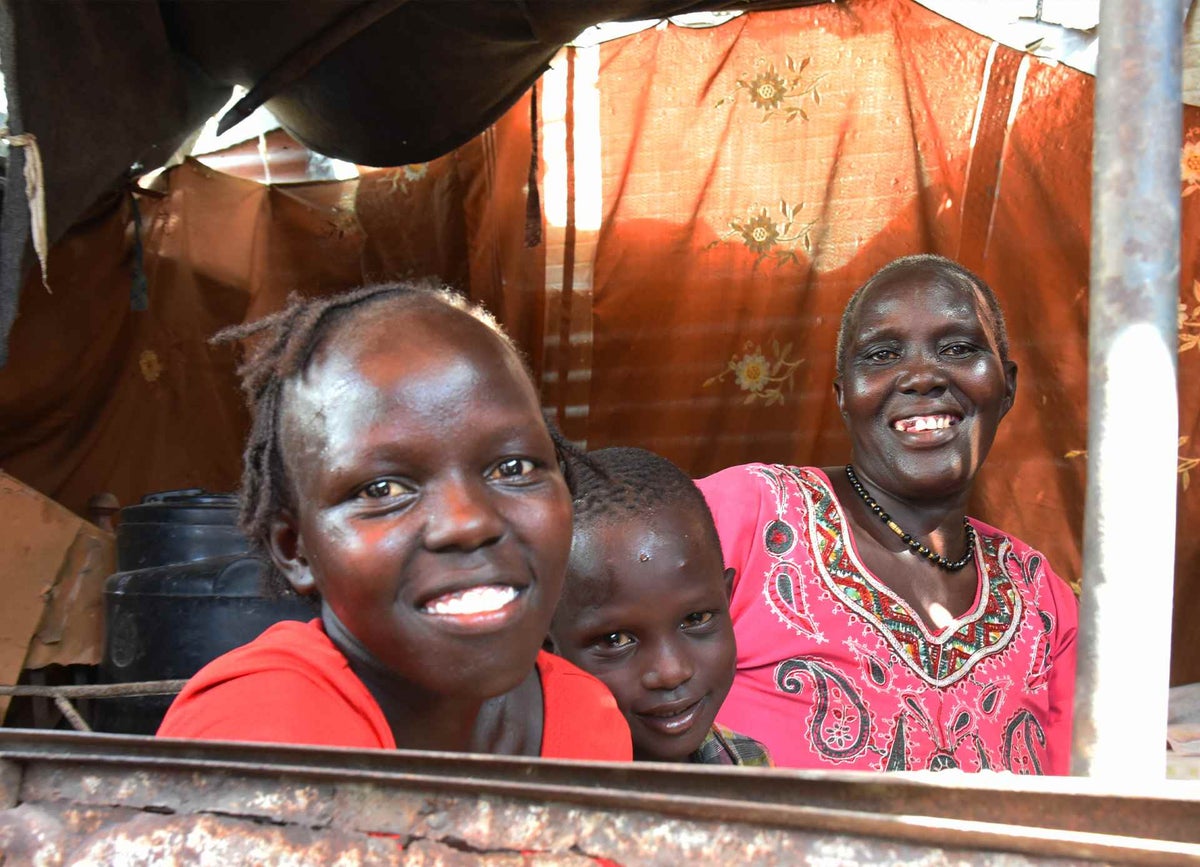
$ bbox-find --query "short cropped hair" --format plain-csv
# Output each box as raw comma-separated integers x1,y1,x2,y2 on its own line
835,254,1010,376
569,447,721,554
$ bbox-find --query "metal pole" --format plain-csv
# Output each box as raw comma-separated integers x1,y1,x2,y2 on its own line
1074,0,1182,778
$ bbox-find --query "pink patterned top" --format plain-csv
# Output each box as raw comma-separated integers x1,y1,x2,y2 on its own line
696,464,1079,774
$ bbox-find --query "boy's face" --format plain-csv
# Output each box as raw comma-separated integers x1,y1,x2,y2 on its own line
271,304,573,702
550,508,736,762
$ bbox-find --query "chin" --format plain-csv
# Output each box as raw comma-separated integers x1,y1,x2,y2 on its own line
438,644,542,701
892,456,977,496
635,744,695,763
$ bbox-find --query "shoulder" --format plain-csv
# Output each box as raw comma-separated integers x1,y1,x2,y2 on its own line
695,464,826,559
696,463,827,497
537,651,632,761
696,462,781,497
157,619,392,748
696,463,817,519
691,724,773,767
973,520,1079,619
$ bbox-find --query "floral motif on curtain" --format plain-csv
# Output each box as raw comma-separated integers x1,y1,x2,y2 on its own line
1180,280,1200,352
385,162,430,194
707,200,815,266
1182,141,1200,197
1179,438,1200,490
716,56,826,122
704,339,803,406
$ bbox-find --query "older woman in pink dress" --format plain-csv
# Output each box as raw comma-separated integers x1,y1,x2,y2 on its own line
697,255,1078,773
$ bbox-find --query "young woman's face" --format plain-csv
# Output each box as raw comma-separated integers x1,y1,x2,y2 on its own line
550,507,736,762
273,304,572,702
834,275,1017,502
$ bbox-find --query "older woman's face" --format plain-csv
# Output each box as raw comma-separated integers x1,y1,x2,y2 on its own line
834,274,1017,501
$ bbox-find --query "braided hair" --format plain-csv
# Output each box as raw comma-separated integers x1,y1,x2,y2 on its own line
567,446,722,554
213,281,571,564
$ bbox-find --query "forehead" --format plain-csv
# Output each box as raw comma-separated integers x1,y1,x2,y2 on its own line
565,506,724,607
278,301,542,466
849,272,995,341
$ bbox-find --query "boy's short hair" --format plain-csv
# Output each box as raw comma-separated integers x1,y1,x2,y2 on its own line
569,447,721,555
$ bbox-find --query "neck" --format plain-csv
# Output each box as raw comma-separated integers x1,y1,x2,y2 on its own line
844,464,969,533
320,607,485,752
350,656,484,753
837,464,973,568
469,668,542,755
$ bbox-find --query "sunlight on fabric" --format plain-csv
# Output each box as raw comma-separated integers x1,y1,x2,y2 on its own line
911,0,1098,73
541,48,602,231
541,46,600,447
1087,321,1177,778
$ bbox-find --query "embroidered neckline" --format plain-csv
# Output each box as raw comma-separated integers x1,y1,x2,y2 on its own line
791,467,1022,688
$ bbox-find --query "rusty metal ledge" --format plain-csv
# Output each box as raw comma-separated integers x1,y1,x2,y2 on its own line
1,729,1198,865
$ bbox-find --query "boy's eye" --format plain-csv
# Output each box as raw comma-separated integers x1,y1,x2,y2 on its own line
358,479,408,500
941,342,975,357
864,347,899,363
682,611,715,628
598,631,636,650
488,458,536,480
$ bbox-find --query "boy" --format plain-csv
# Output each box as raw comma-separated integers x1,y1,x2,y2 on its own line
549,447,769,765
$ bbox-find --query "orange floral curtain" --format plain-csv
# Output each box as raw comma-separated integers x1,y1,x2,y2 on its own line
2,0,1199,683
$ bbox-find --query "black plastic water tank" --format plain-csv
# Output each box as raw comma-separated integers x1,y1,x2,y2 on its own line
100,489,316,734
115,490,248,569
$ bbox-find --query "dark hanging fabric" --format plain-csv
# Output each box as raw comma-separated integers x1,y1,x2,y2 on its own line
0,143,28,370
214,0,416,136
0,0,833,364
0,1,28,369
127,188,149,312
526,80,543,248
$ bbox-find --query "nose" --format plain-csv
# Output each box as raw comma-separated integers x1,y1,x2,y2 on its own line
896,350,948,395
422,475,505,552
641,637,695,692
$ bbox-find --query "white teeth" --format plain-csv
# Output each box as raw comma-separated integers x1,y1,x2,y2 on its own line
893,415,956,432
423,585,518,616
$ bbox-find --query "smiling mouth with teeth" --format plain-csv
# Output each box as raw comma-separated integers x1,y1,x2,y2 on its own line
421,584,519,616
893,414,959,433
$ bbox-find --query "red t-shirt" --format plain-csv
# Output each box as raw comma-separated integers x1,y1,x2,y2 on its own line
157,619,631,760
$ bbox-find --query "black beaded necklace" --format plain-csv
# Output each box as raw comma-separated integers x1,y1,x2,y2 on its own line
844,464,975,572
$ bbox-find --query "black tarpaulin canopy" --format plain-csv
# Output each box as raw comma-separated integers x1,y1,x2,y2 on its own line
0,0,826,365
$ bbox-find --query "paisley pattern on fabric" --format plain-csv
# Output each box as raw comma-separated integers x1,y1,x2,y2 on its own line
764,561,822,640
1002,709,1047,774
776,656,871,761
790,466,1023,687
1026,610,1056,691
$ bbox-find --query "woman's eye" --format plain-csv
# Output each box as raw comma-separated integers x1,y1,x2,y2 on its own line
488,458,536,480
683,611,715,628
598,631,636,650
942,343,974,357
358,480,407,500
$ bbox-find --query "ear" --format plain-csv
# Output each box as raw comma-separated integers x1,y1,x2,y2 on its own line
833,377,847,418
1000,359,1018,418
722,567,736,601
267,512,317,596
